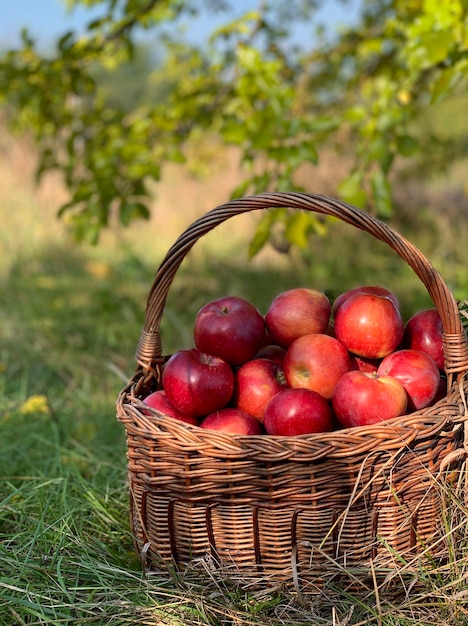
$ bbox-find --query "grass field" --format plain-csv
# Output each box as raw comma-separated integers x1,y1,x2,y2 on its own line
1,130,468,625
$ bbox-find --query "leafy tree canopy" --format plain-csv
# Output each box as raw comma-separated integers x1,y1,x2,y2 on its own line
0,0,467,251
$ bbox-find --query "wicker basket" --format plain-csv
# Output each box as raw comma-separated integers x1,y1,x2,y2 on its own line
116,192,468,592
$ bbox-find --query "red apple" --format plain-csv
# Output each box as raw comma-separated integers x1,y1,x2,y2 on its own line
194,296,265,366
283,333,351,399
234,358,289,423
332,285,400,317
263,388,334,436
402,308,445,370
265,288,331,349
334,292,404,359
332,370,408,428
377,349,440,411
200,408,264,435
255,344,286,366
162,348,234,417
142,390,199,425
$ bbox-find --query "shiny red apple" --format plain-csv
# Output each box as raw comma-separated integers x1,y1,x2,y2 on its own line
377,349,440,411
332,370,408,428
193,296,265,366
402,308,445,370
332,285,400,317
283,333,351,399
263,388,334,436
265,288,331,349
142,390,199,425
234,357,289,423
334,292,404,359
162,348,234,417
200,408,264,435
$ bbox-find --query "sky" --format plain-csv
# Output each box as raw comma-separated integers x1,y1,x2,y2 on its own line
0,0,362,50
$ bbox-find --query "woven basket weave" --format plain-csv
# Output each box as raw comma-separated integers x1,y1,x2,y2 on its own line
116,192,468,591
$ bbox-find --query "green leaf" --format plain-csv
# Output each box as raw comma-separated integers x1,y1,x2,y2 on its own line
284,211,312,249
420,30,453,65
119,201,150,227
298,141,319,165
249,217,274,258
370,168,392,218
368,137,394,174
58,31,75,52
230,179,251,200
304,116,340,133
344,106,366,122
431,67,462,104
248,208,286,257
338,171,367,209
396,134,418,156
71,184,95,204
67,210,101,244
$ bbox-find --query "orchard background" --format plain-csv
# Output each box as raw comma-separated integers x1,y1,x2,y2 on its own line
1,1,468,624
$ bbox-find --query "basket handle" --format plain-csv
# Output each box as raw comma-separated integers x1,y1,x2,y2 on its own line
136,192,468,382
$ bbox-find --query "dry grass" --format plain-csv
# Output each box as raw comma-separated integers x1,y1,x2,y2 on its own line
0,126,351,275
0,128,264,269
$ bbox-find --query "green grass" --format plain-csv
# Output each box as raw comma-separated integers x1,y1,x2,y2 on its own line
1,191,468,624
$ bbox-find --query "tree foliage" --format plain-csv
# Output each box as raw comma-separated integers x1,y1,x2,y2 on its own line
0,0,467,249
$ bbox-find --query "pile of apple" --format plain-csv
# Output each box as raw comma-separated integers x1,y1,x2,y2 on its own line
142,286,446,436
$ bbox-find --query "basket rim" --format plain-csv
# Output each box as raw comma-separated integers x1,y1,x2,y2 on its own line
116,371,467,461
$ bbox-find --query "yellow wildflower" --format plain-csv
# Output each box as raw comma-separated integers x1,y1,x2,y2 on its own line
19,395,51,415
